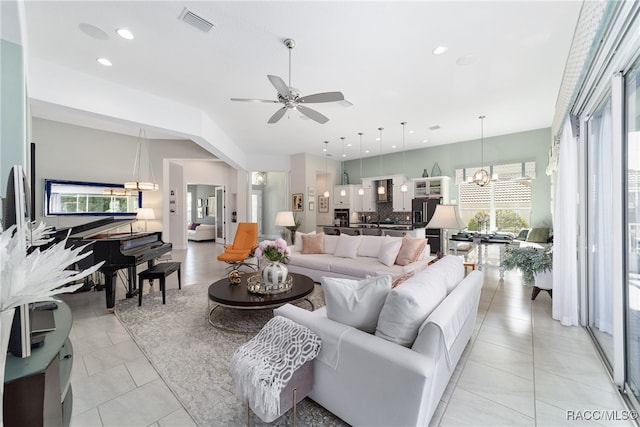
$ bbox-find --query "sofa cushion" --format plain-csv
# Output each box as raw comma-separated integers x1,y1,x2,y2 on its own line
322,275,392,333
395,235,428,266
301,232,325,254
324,235,339,255
426,255,465,294
288,253,335,271
357,235,384,258
334,234,361,258
527,227,550,243
375,276,447,347
294,230,316,252
378,236,403,267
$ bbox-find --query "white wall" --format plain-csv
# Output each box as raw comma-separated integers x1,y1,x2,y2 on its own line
32,118,234,246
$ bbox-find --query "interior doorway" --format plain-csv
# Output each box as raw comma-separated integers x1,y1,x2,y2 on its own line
187,184,226,244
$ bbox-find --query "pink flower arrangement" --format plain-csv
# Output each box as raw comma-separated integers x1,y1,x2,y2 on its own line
254,238,290,263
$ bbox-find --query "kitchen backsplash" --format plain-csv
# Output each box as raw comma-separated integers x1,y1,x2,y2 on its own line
354,201,411,225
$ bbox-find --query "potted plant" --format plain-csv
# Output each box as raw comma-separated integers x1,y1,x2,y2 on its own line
503,245,553,288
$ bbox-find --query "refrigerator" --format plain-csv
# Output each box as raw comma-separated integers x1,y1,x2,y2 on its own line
412,197,442,254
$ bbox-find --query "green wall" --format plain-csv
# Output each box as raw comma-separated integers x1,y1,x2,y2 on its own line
343,127,552,227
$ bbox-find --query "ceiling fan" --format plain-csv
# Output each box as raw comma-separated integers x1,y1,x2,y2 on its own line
231,38,346,124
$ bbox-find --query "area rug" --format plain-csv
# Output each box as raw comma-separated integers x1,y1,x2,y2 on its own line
115,281,347,427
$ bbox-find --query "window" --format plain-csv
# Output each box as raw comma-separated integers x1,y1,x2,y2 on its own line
456,162,534,233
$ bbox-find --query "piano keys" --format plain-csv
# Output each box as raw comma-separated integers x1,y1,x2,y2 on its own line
54,217,172,311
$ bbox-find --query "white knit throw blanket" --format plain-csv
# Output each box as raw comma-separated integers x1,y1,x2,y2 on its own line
229,316,321,418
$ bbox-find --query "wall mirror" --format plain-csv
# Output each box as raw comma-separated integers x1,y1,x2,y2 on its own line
44,179,141,216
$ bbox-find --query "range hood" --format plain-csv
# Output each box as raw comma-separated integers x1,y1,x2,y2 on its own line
376,180,390,203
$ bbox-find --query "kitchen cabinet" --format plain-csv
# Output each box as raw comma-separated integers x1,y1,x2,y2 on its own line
412,176,450,203
358,179,375,212
332,185,356,208
391,175,413,212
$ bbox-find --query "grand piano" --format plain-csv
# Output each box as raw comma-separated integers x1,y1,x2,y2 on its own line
53,217,173,311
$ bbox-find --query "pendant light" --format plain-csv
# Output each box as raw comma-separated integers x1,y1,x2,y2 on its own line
472,115,490,187
340,137,347,197
400,122,408,192
323,141,330,198
124,128,159,191
377,127,385,195
358,132,365,196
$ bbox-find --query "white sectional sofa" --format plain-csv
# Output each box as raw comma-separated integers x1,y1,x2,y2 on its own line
187,223,216,241
286,232,434,283
275,256,483,427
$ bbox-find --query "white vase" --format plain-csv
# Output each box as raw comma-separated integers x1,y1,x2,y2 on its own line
534,270,553,290
261,261,289,291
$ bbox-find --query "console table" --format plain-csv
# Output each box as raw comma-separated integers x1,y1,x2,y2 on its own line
450,234,513,279
3,301,73,427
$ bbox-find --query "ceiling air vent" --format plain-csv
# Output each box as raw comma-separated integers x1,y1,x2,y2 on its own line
178,8,215,33
428,125,441,131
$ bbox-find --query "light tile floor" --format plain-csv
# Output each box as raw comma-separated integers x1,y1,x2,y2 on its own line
58,241,632,427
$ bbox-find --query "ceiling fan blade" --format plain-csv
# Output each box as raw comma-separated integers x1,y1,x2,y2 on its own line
296,105,329,124
268,107,288,124
230,98,278,103
267,75,290,98
339,99,353,107
298,91,345,104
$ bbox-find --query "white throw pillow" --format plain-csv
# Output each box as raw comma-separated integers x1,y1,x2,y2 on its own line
377,236,403,267
322,275,392,333
324,235,339,254
357,235,384,258
333,234,361,258
294,230,316,252
375,279,447,346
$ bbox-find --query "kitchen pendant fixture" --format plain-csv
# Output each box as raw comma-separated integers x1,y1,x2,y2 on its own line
400,122,408,192
124,128,159,191
323,141,330,198
377,127,385,195
472,115,490,187
358,132,365,196
340,136,347,195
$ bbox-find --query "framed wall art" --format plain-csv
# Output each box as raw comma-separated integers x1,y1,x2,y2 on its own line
293,193,304,211
318,196,329,213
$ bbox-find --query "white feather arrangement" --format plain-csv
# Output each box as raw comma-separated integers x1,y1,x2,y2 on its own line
0,223,104,311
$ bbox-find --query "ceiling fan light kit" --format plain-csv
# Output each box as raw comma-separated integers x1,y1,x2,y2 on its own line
231,38,346,124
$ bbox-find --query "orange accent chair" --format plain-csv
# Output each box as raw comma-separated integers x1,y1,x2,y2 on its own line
217,222,259,270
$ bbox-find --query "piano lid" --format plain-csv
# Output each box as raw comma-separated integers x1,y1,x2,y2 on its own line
58,217,137,239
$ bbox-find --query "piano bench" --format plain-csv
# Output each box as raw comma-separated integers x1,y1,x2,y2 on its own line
138,262,182,306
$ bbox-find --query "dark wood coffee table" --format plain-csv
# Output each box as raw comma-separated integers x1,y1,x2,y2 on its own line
207,272,315,331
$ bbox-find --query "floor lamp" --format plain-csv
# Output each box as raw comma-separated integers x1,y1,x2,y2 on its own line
137,208,155,232
426,205,465,256
275,211,295,242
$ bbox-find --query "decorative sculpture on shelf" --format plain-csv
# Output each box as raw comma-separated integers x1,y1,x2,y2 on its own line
431,162,442,177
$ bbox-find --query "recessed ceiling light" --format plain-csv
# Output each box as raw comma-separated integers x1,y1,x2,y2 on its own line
341,154,346,158
116,28,134,40
347,143,352,147
409,130,415,134
97,58,112,67
391,145,397,149
423,139,428,143
365,150,370,154
432,46,448,55
375,137,380,141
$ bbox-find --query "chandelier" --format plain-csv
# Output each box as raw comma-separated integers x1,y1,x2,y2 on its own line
124,128,159,191
472,115,490,187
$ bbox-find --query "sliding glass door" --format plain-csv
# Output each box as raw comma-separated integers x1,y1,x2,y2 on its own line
626,60,640,409
587,95,615,366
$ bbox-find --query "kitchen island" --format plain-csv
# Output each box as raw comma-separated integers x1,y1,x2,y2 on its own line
318,224,426,238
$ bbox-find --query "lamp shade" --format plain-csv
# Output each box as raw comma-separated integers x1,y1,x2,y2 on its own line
426,205,465,230
136,207,155,220
275,211,295,227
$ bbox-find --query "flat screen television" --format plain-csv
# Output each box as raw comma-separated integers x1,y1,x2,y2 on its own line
2,165,32,357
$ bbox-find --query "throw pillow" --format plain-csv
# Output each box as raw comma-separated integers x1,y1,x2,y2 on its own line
395,235,428,266
377,236,403,267
323,235,339,254
357,235,384,258
189,222,200,230
392,271,415,288
333,234,361,258
322,275,392,333
294,231,316,252
526,228,550,243
375,279,447,347
301,232,325,254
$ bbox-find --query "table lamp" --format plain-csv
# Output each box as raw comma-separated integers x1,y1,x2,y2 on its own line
426,205,465,255
137,207,155,232
275,211,296,242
